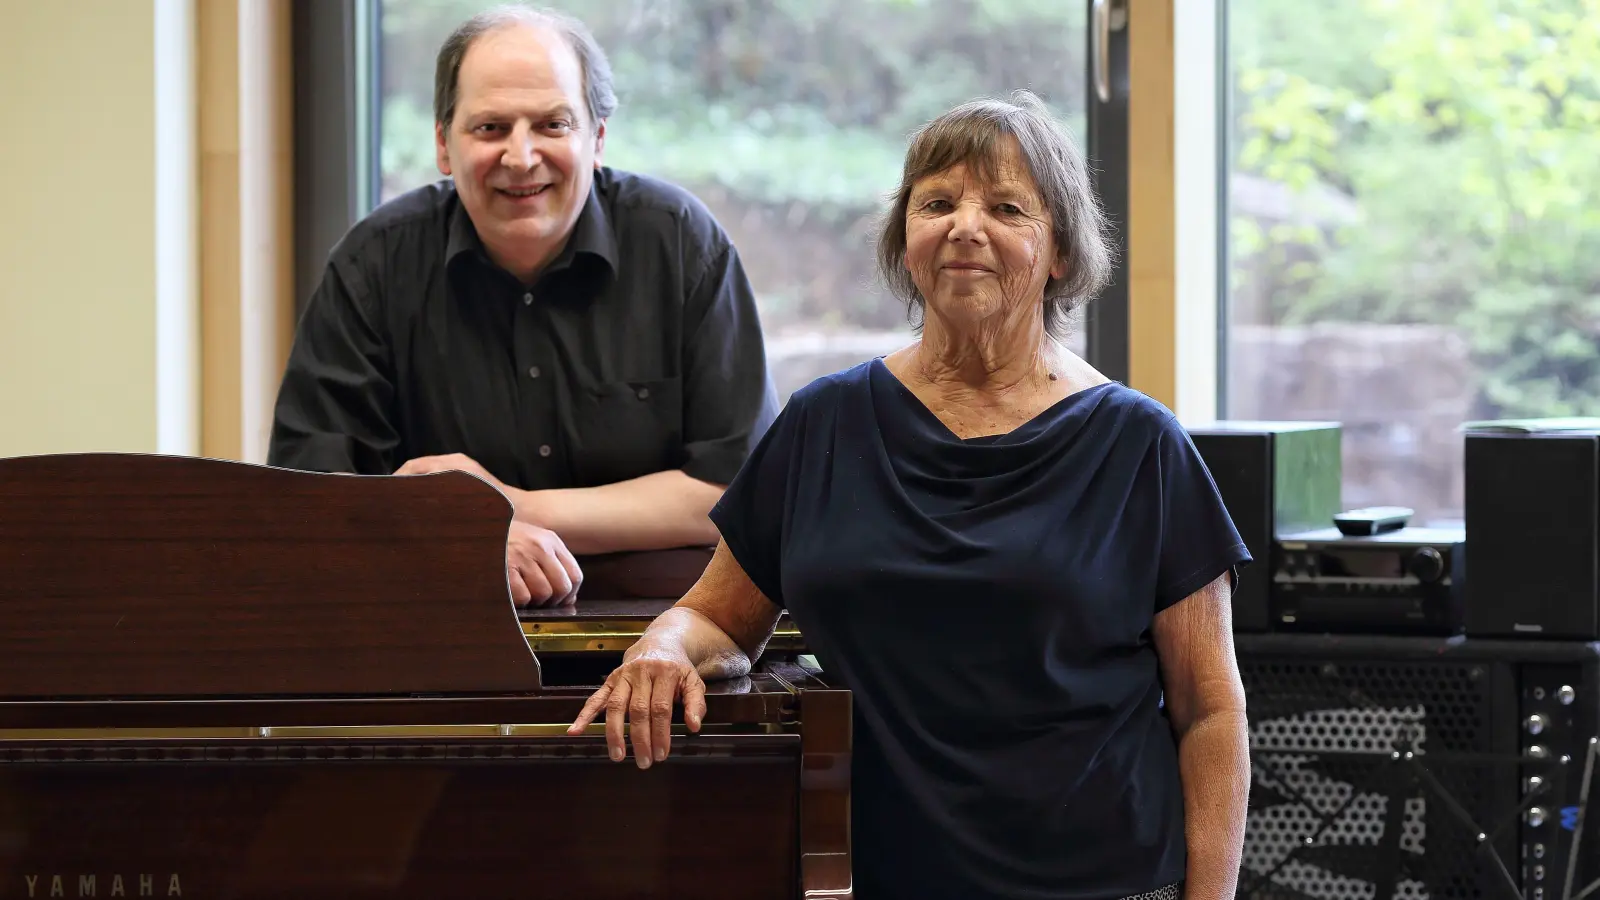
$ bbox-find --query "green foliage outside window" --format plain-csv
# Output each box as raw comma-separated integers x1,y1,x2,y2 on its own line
379,0,1600,423
377,0,1086,333
1233,0,1600,418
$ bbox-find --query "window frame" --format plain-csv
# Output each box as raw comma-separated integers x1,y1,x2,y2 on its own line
1084,0,1132,385
290,0,380,319
1213,0,1231,416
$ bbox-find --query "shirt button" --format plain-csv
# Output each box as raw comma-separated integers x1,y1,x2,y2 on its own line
636,387,650,400
538,444,552,458
522,293,533,306
527,366,541,379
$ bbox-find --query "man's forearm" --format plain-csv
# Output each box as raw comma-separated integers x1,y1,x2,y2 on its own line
1178,709,1251,900
508,469,724,555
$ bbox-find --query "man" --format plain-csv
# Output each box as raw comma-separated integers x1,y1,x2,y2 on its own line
268,6,779,607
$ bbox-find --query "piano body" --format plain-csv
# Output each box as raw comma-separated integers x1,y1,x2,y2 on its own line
0,454,850,899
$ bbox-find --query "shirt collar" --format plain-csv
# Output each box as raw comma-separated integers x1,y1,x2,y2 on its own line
445,179,619,284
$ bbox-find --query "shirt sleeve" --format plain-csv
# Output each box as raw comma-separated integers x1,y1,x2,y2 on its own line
705,394,806,606
266,254,401,475
1152,414,1254,613
678,239,781,486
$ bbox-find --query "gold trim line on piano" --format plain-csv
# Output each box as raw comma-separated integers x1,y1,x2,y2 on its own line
523,626,805,653
0,723,790,741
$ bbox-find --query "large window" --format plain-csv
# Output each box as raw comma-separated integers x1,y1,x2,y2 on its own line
1224,0,1600,525
374,0,1099,399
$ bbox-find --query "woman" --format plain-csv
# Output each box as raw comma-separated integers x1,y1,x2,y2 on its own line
569,91,1252,900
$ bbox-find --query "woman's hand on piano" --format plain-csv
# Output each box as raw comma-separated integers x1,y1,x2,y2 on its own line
567,649,706,770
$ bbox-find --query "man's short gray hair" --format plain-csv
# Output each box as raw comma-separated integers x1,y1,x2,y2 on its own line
876,90,1115,341
433,4,618,130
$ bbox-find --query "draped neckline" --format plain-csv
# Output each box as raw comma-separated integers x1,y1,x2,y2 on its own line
868,356,1117,446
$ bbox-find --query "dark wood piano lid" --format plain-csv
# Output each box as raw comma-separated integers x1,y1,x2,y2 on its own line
570,546,714,600
0,454,543,700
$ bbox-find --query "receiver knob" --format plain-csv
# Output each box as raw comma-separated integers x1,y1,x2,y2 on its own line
1528,714,1548,735
1409,547,1445,582
1529,806,1547,827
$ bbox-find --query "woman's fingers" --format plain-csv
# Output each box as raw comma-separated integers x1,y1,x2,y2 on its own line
649,672,679,761
681,672,708,733
569,683,609,733
570,659,700,767
604,676,634,762
628,671,655,768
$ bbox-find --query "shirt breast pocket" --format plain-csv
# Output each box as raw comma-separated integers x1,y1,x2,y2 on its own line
570,376,684,486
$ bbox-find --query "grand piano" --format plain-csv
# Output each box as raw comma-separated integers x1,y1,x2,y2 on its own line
0,454,851,899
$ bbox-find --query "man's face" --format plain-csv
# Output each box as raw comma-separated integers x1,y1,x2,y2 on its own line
436,24,605,280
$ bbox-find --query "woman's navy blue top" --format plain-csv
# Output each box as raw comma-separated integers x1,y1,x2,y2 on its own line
708,358,1251,899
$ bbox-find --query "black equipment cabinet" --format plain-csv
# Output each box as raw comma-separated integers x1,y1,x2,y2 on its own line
1236,634,1600,900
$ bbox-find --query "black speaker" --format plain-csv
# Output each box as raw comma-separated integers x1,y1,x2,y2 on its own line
1186,421,1343,632
1465,432,1600,639
1236,633,1600,900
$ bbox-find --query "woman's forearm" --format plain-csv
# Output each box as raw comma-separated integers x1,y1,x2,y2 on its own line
1178,709,1251,900
623,607,753,681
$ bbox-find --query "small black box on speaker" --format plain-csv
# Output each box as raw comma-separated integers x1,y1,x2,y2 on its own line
1185,421,1342,632
1465,430,1600,638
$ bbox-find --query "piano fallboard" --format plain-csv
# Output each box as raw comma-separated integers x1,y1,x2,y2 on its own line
0,670,851,900
0,682,794,731
0,734,799,900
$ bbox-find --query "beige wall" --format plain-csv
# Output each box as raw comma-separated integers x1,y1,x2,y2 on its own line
0,0,293,463
0,1,198,457
1127,0,1221,421
198,0,295,464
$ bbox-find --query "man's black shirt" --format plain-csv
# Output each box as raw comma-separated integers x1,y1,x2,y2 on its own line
268,168,780,490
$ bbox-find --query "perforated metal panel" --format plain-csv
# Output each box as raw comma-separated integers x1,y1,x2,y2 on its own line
1239,658,1498,900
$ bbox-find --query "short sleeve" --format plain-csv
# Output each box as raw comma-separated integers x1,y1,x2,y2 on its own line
1153,415,1253,612
679,240,781,485
706,394,807,607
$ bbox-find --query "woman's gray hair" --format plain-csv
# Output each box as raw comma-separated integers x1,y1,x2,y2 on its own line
876,90,1115,340
433,5,618,130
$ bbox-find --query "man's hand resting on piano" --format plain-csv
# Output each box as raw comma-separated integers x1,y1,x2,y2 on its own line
393,455,581,606
507,520,582,607
395,453,504,490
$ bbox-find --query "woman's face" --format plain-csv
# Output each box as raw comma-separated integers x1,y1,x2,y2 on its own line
903,137,1064,334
